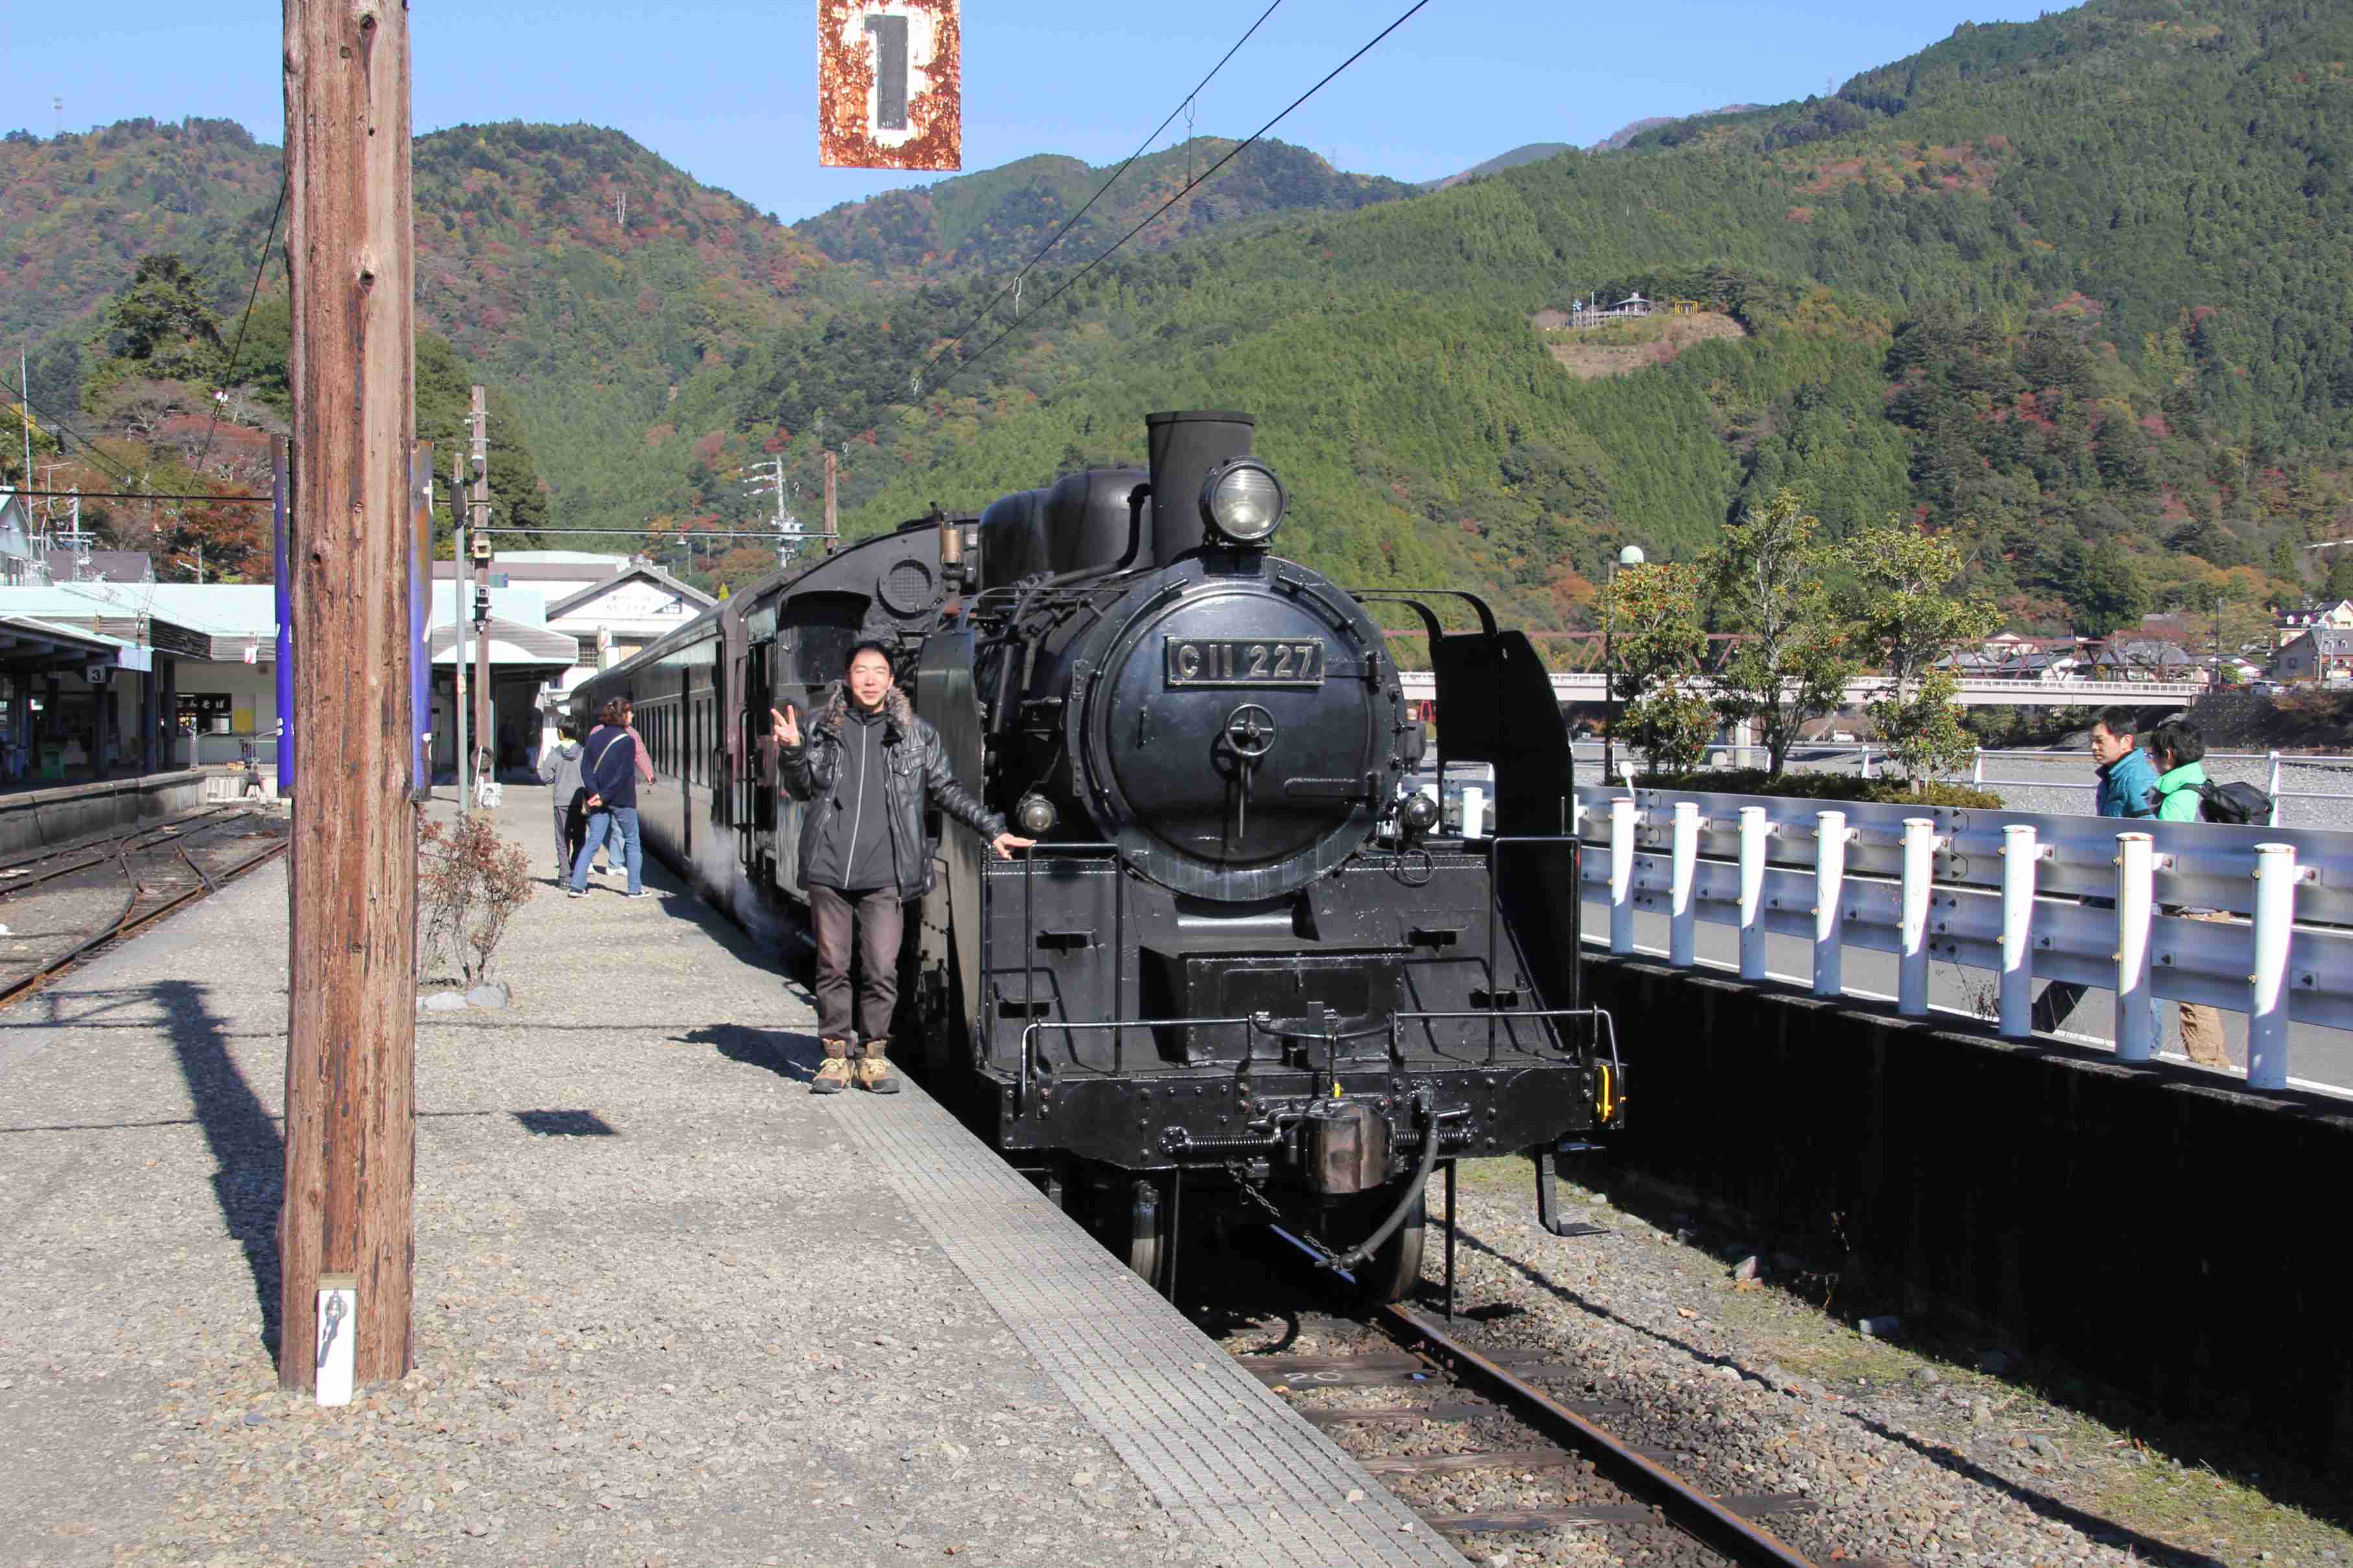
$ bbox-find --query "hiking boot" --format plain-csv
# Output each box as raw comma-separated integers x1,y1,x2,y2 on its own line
812,1039,852,1095
855,1040,900,1095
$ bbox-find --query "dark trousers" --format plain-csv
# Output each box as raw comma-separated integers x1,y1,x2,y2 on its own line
810,883,904,1045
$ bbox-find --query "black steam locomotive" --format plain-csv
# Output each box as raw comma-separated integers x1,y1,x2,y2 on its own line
574,411,1619,1299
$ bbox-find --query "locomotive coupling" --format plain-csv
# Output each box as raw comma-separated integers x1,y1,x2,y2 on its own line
1304,1097,1389,1196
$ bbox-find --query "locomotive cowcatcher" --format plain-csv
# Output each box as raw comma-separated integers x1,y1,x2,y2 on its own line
573,410,1621,1300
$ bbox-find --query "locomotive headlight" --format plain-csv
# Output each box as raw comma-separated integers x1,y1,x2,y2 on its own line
1401,791,1441,835
1200,459,1285,544
1015,793,1058,836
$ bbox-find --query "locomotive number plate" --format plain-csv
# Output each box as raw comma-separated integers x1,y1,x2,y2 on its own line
1165,637,1326,686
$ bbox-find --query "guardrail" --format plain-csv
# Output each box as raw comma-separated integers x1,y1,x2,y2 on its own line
1565,745,2353,825
1563,783,2350,1090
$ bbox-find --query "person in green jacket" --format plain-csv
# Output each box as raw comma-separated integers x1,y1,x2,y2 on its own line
2143,720,2230,1068
2146,720,2209,821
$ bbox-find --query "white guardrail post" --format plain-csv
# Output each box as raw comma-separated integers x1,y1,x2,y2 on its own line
1609,797,1637,955
1737,806,1769,981
2114,832,2157,1062
1971,747,1985,786
1898,817,1939,1016
1813,810,1847,997
1998,823,2040,1040
1668,801,1700,966
2249,843,2298,1090
2266,751,2282,827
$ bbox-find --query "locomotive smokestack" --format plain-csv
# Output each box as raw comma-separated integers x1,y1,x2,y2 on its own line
1146,410,1255,566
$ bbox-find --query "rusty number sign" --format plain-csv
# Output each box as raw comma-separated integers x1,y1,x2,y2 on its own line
818,0,962,170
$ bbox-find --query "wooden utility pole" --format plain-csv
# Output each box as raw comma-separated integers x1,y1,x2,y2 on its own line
469,386,491,784
279,0,418,1392
452,443,469,804
822,449,838,556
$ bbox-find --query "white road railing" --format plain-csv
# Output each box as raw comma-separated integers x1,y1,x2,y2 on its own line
1567,784,2353,1090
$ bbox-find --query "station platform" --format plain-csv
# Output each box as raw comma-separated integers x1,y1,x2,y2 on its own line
0,788,1464,1568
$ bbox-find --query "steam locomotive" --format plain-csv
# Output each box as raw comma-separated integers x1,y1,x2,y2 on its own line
573,411,1619,1299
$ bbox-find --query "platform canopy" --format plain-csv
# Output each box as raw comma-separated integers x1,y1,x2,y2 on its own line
0,614,153,673
425,615,578,679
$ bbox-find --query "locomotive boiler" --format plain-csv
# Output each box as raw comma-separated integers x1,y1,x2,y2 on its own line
575,410,1620,1300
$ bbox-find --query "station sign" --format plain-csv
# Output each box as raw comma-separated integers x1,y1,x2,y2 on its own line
818,1,962,170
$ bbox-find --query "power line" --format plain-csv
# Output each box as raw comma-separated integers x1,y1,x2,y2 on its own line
193,180,290,479
923,0,1285,379
0,381,142,487
6,487,270,504
930,0,1432,397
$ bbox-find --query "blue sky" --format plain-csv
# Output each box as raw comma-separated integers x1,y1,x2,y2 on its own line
8,2,2055,224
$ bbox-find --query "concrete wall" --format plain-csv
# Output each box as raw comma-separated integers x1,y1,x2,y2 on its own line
0,769,211,856
1583,955,2353,1478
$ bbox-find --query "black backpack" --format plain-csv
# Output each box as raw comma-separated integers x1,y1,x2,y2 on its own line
2195,780,2271,826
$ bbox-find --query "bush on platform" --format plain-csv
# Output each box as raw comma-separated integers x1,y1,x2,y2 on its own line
1641,769,2002,808
420,812,533,987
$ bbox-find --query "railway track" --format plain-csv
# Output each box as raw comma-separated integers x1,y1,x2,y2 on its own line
0,805,289,1007
1212,1228,1825,1568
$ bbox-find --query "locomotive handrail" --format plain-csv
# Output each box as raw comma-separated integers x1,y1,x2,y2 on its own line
1391,1007,1623,1079
1482,835,1585,1061
997,843,1122,1111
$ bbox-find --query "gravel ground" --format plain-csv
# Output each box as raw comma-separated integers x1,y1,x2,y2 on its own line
1203,1165,2352,1568
0,792,1205,1567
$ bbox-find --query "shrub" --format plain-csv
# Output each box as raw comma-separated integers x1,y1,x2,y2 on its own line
1640,769,2002,808
419,812,534,987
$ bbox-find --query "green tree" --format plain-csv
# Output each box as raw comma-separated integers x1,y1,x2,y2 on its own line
1704,489,1858,775
2326,551,2353,602
104,253,223,379
1603,561,1713,778
2058,539,2149,637
1838,523,1996,788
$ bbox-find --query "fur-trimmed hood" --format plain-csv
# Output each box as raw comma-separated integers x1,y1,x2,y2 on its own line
812,681,914,743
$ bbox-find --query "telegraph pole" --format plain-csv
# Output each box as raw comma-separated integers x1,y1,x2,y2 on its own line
452,445,469,804
468,387,491,788
823,449,838,557
279,0,417,1396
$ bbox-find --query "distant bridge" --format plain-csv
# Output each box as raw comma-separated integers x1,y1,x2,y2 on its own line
1395,672,2205,710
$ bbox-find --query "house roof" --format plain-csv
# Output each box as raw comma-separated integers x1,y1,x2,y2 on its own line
545,561,716,620
43,548,154,583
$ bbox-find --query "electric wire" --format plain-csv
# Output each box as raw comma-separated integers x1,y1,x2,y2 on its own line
8,487,269,504
923,0,1285,379
1,381,143,487
192,179,290,480
929,0,1432,397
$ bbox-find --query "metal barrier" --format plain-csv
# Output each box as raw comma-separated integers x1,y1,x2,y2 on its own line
1574,745,2353,825
1571,784,2351,1090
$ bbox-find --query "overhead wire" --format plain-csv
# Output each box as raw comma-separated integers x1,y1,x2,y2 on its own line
922,0,1286,379
928,0,1434,398
192,179,290,480
1,381,142,487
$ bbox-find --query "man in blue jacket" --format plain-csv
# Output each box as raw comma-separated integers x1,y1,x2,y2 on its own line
2031,707,2155,1033
567,698,647,899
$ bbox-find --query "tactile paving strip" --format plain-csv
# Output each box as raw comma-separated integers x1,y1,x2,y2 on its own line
831,1087,1469,1568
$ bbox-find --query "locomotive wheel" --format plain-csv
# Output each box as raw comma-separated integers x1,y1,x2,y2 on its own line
1347,1184,1427,1304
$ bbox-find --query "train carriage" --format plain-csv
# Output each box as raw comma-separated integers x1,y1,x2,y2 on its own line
575,410,1620,1300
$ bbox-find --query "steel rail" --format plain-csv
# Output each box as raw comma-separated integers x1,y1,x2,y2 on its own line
0,804,239,878
1377,1302,1822,1568
0,835,287,1007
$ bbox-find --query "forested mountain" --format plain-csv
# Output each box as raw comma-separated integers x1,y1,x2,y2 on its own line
1,118,281,346
12,0,2353,631
793,138,1414,280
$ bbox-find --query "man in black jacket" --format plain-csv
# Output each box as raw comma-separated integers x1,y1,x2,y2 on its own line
774,640,1030,1094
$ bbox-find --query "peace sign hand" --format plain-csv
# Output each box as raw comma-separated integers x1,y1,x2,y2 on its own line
770,706,800,749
